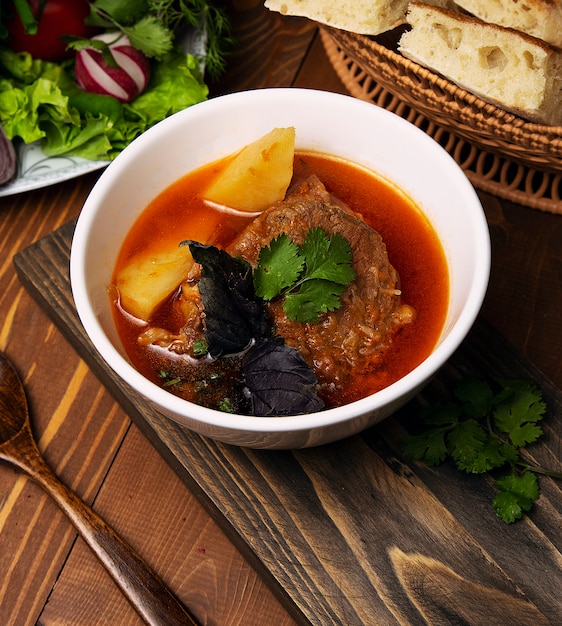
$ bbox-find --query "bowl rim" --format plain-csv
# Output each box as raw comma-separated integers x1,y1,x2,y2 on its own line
70,87,491,433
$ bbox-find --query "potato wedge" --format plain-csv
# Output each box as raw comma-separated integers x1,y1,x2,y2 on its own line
203,127,295,212
116,244,194,321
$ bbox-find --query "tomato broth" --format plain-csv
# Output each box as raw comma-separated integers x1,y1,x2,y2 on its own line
112,152,449,409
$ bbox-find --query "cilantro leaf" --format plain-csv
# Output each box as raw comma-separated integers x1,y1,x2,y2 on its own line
457,438,517,474
254,235,303,301
506,421,543,448
402,404,460,465
90,0,150,25
253,228,355,324
493,472,539,523
493,382,545,447
284,279,346,324
454,377,494,418
174,243,324,417
402,375,558,523
122,16,174,59
423,403,462,428
447,419,488,471
299,228,355,285
402,426,450,466
90,0,232,77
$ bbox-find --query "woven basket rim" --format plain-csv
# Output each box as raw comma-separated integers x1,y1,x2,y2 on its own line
319,27,562,214
324,26,562,143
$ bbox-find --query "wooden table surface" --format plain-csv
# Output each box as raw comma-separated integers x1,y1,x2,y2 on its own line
1,2,561,625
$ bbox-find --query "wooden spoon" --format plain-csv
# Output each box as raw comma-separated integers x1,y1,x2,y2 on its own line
0,351,198,626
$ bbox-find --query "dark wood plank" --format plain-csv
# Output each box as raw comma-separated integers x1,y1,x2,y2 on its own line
478,192,562,387
13,217,562,625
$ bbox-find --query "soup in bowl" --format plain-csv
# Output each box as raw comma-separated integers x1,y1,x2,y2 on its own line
70,88,490,449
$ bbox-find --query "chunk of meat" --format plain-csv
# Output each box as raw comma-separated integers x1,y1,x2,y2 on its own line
227,176,415,392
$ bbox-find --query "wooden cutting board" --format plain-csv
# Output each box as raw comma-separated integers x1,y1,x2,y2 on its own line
14,220,562,626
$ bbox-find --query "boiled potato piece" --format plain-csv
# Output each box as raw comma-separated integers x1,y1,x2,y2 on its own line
204,127,295,212
116,244,194,321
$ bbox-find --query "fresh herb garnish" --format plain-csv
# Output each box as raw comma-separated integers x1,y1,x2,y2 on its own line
151,0,234,79
0,0,231,161
184,241,326,415
192,338,209,357
77,0,232,79
158,370,181,387
254,227,356,324
218,397,235,413
243,336,324,416
187,241,270,357
403,376,562,523
168,228,355,415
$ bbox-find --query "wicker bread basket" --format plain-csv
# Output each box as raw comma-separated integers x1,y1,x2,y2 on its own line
320,26,562,214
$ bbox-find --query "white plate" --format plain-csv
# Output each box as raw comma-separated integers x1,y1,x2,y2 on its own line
0,141,109,197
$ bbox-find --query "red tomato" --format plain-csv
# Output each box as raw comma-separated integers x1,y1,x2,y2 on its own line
6,0,97,62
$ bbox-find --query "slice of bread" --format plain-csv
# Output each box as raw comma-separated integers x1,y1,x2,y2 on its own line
454,0,562,48
264,0,454,36
399,2,562,125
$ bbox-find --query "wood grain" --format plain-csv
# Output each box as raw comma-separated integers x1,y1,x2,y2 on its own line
40,423,295,626
0,174,131,626
1,215,295,626
389,549,550,626
209,0,317,95
13,216,562,625
479,192,562,387
0,7,321,624
0,348,197,626
2,2,562,624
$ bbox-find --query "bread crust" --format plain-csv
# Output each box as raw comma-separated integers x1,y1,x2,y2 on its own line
264,0,408,34
399,2,562,125
264,0,455,35
455,0,562,47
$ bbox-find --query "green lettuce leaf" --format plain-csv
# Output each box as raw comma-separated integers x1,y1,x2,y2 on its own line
125,52,207,126
0,46,208,161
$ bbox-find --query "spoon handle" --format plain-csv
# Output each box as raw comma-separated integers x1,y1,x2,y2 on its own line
15,424,198,626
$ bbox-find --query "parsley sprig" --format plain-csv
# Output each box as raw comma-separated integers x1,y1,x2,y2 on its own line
253,228,356,324
403,376,562,523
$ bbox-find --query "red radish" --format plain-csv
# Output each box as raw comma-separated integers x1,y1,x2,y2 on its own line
75,33,150,103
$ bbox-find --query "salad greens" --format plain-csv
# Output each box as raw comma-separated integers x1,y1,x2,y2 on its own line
0,46,207,160
0,0,231,161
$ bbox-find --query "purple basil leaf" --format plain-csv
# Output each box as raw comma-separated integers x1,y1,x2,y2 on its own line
244,336,324,416
0,123,16,185
187,241,271,357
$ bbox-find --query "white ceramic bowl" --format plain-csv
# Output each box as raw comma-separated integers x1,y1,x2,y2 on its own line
70,88,490,449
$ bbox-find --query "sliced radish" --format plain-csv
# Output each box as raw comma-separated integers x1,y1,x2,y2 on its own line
75,33,150,103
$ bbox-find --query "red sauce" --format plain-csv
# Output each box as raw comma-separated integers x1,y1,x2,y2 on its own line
112,152,449,409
